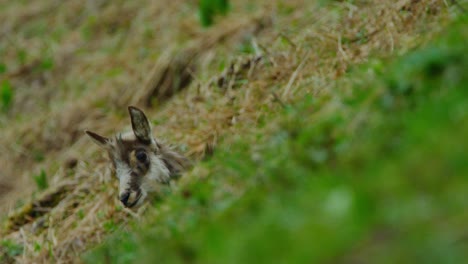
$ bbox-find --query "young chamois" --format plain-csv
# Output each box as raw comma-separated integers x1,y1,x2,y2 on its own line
85,106,190,208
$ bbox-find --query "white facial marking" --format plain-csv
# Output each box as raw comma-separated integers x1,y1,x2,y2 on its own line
133,190,147,207
110,130,176,207
128,191,138,203
115,159,132,196
150,154,171,183
138,153,171,195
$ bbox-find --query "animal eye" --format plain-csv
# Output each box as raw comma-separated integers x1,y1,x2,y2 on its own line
136,151,147,162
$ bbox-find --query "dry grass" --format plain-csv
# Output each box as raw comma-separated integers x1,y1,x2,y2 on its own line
0,0,459,262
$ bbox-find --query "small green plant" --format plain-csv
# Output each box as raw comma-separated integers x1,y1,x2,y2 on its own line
81,15,97,40
0,63,6,74
1,80,13,112
199,0,230,27
1,239,23,261
16,49,27,65
33,242,42,252
34,169,48,191
103,220,118,232
40,57,54,71
78,209,85,220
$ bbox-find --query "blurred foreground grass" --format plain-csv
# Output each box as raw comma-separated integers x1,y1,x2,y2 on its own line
85,15,468,264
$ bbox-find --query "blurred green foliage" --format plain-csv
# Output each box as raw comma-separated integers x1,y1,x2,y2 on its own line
34,169,49,191
39,57,54,71
1,80,13,112
0,63,6,74
0,239,23,263
85,17,468,264
16,50,27,65
199,0,230,27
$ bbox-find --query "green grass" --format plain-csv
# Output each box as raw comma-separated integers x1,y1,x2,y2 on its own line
199,0,230,27
33,169,49,191
0,80,13,113
84,16,468,263
0,239,23,263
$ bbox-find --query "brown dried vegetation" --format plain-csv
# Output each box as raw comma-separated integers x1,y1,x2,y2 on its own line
0,0,456,262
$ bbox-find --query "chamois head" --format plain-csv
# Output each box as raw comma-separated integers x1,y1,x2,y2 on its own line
85,106,189,208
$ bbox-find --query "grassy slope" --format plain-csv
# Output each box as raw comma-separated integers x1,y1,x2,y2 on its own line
85,15,468,264
1,0,466,263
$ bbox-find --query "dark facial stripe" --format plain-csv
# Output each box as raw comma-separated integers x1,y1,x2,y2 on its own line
109,134,168,192
128,159,150,191
129,172,142,191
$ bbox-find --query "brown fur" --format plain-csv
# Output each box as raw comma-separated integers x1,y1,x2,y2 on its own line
85,106,190,207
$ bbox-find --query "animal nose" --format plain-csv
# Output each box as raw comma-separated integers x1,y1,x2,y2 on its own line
119,192,130,206
119,190,142,208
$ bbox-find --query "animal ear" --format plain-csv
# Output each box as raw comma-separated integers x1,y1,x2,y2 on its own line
85,130,111,148
128,106,152,143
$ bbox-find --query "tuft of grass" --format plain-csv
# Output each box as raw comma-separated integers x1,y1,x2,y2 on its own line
103,220,118,232
0,80,13,113
199,0,230,27
0,63,6,74
33,169,49,191
39,57,54,71
16,49,27,65
33,242,42,253
0,239,23,262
